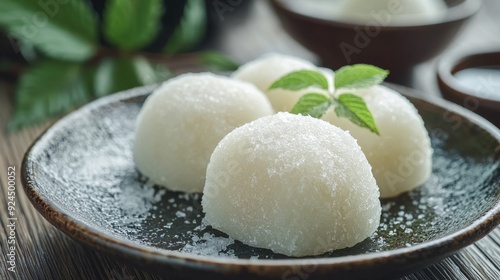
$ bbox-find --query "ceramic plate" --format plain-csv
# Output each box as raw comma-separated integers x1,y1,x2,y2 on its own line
22,84,500,280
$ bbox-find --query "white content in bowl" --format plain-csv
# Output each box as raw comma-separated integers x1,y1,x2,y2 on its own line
232,53,329,112
202,112,381,257
336,0,447,23
133,73,273,193
285,0,447,25
322,85,433,198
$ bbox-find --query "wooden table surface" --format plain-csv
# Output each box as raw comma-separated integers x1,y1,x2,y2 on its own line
1,1,499,279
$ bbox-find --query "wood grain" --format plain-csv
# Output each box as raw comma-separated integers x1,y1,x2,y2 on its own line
1,1,499,279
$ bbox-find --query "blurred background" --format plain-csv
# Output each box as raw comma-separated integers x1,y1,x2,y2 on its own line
0,0,499,131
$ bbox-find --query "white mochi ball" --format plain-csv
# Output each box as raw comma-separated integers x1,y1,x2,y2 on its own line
322,85,432,198
133,73,273,193
232,54,328,112
202,112,381,257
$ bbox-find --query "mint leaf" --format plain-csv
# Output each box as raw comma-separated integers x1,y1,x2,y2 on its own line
200,51,240,72
291,93,331,118
8,60,91,130
163,0,207,54
269,70,329,91
94,56,160,97
334,93,379,135
0,0,98,61
104,0,164,50
334,64,388,89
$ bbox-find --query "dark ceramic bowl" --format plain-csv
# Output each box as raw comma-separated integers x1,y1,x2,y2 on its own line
22,84,500,280
437,50,500,127
270,0,481,82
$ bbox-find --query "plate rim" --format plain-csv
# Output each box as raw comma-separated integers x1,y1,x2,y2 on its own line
21,83,500,277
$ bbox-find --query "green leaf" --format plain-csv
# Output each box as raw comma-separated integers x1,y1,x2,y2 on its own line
291,93,331,118
334,93,379,135
17,41,38,62
269,70,329,91
163,0,207,54
200,51,240,72
94,56,161,97
0,0,98,61
150,63,172,83
334,64,389,90
103,0,164,50
8,60,92,130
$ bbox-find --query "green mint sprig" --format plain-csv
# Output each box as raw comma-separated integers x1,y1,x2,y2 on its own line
268,64,388,135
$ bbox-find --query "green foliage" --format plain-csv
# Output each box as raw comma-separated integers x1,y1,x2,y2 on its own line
269,70,329,91
200,51,240,72
8,60,91,130
270,65,388,135
0,0,98,61
94,56,161,97
163,0,207,54
334,64,389,90
334,94,380,135
104,0,164,50
290,93,331,118
0,0,220,131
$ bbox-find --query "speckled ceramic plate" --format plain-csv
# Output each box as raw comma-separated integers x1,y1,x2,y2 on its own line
22,84,500,280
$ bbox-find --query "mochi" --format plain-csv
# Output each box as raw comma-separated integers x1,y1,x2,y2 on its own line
202,112,381,257
232,54,329,112
133,73,273,193
322,85,432,198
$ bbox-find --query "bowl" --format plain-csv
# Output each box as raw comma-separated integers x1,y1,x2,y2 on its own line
270,0,481,83
437,50,500,127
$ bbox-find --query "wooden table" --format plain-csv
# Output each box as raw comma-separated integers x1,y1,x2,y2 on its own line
1,1,499,279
